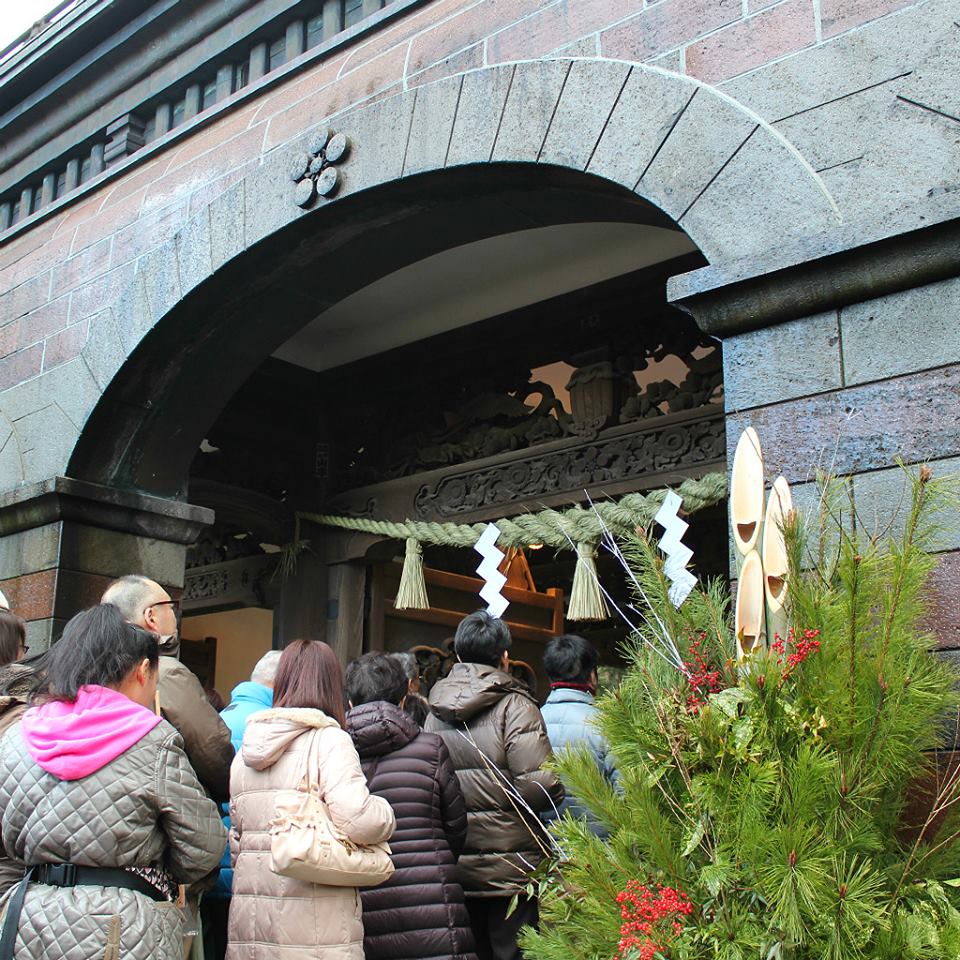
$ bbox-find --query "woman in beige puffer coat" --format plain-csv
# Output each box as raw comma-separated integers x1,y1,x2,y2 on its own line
227,640,395,960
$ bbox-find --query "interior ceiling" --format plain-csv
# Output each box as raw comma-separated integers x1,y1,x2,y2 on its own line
273,221,697,372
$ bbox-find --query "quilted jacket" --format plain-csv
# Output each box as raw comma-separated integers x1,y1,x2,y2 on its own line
347,700,477,960
227,707,395,960
0,660,43,897
425,663,564,897
540,687,617,836
0,720,226,960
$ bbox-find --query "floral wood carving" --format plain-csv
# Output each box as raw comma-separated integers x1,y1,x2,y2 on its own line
413,410,725,518
183,571,230,602
290,129,351,208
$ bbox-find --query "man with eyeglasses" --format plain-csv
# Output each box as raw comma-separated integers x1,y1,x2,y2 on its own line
102,575,234,801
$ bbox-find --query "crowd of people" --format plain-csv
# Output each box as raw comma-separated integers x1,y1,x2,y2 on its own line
0,576,618,960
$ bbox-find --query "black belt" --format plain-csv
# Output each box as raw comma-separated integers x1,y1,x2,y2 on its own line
0,863,168,960
35,863,166,902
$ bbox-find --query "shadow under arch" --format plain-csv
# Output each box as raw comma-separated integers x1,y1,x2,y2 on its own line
68,163,701,499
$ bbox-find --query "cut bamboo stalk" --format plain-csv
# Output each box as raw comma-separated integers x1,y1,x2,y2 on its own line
730,427,765,557
735,549,765,660
762,476,793,616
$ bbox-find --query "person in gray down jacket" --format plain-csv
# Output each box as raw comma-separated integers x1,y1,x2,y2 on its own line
426,611,564,960
540,634,617,837
0,604,227,960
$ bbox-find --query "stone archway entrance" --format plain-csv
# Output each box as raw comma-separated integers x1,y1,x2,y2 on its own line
0,57,841,655
65,57,841,501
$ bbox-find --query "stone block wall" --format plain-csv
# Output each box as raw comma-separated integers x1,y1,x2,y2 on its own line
0,478,211,649
723,275,960,651
0,0,951,415
0,0,958,644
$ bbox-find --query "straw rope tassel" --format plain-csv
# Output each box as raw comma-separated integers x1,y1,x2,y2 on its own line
568,541,610,622
394,538,430,610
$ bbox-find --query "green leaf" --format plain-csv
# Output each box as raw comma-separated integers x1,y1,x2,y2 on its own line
709,687,748,718
682,817,706,857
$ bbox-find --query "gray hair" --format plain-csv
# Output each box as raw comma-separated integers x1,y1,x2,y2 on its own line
250,649,282,686
101,575,158,624
390,651,418,682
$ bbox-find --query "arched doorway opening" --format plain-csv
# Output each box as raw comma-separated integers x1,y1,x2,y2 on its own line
68,163,726,696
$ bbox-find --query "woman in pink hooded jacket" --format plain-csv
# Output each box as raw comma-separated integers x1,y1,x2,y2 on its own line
0,604,226,960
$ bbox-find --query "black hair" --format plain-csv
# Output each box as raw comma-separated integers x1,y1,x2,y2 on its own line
46,604,160,702
543,634,598,684
0,610,26,668
403,693,429,726
454,610,512,667
345,652,408,707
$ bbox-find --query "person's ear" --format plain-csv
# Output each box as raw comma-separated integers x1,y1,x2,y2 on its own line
142,606,158,632
399,695,407,710
136,658,151,687
347,700,354,709
500,650,510,671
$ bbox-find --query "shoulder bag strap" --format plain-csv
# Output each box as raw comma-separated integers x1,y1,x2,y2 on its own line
302,727,324,797
0,866,34,960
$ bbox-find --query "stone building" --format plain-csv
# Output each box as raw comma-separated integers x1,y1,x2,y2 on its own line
0,0,957,692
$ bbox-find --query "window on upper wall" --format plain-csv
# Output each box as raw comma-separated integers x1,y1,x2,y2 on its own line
268,36,286,70
343,0,364,28
172,98,186,129
80,156,92,184
307,12,324,47
10,201,20,225
237,60,249,89
55,171,66,198
142,115,156,143
202,78,218,110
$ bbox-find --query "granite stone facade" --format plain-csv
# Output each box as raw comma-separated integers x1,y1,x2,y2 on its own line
0,0,958,646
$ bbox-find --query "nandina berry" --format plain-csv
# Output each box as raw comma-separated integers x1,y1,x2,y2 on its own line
613,881,692,960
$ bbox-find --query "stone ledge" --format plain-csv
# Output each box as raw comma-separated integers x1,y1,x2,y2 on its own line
671,215,960,336
0,476,213,543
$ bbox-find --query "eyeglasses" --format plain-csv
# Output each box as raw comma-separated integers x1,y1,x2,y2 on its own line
145,599,181,615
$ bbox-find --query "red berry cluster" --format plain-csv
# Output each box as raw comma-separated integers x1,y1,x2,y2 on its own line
683,633,724,713
614,880,693,960
771,628,822,677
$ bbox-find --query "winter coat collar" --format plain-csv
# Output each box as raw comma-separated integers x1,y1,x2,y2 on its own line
225,682,273,709
544,687,596,706
240,707,340,771
428,662,535,724
347,701,419,759
158,634,180,659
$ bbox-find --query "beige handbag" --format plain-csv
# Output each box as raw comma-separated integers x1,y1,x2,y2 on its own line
269,729,395,887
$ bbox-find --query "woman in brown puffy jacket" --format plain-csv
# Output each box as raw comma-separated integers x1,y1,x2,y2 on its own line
346,653,478,960
227,640,395,960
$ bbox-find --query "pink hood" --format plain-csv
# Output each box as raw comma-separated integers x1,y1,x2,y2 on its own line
20,684,163,780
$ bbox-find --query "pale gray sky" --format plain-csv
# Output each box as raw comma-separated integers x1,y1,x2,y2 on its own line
0,0,68,51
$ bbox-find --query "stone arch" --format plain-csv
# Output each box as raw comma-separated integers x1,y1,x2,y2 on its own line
53,57,840,498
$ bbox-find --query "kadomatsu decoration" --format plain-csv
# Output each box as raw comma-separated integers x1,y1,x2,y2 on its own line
520,441,960,960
